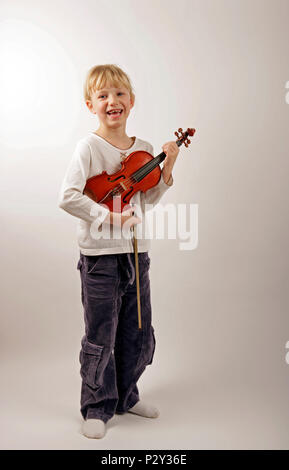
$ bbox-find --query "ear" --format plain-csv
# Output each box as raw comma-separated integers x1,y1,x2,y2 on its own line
130,94,135,109
86,100,96,114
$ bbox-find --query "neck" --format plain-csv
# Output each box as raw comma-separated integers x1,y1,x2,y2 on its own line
96,125,128,143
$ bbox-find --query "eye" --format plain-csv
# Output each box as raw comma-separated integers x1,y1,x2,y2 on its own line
98,92,123,99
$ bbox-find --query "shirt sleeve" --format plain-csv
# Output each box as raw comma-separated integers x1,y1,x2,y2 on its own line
58,140,109,227
141,143,173,208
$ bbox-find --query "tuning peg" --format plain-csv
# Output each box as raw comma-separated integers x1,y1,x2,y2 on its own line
175,130,182,139
175,127,196,145
175,128,185,140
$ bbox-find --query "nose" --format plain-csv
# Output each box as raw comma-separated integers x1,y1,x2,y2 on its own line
108,93,120,106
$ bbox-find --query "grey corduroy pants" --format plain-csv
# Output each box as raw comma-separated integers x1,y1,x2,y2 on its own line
77,251,156,423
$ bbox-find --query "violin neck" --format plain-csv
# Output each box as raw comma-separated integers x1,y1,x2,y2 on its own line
151,151,167,166
133,139,182,183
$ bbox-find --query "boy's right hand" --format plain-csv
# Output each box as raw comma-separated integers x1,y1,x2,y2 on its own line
120,207,142,228
103,207,141,228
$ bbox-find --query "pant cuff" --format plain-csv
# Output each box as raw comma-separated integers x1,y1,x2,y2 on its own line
86,409,111,424
116,396,140,414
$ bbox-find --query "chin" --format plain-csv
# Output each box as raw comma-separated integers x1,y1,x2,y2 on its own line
108,121,124,127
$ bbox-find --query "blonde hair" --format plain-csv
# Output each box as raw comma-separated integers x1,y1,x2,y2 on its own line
83,64,135,103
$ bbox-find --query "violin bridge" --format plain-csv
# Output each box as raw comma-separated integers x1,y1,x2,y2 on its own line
120,182,127,190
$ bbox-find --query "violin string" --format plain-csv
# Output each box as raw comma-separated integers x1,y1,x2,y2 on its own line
111,169,145,196
107,162,158,199
121,158,158,187
116,141,184,195
104,155,163,201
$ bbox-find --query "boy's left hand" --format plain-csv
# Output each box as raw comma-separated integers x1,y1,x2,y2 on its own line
162,141,179,168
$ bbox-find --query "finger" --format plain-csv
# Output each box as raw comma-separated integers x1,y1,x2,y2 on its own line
122,207,134,216
132,217,141,225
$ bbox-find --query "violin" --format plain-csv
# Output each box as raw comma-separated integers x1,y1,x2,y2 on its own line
83,127,195,212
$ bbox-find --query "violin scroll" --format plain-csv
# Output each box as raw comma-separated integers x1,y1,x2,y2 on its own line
174,127,196,148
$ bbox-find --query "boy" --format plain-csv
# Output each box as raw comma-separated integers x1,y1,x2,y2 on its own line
58,64,179,439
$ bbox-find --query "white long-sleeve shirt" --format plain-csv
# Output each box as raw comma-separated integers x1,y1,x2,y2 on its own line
58,132,173,255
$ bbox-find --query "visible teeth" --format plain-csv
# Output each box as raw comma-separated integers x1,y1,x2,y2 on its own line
108,110,122,114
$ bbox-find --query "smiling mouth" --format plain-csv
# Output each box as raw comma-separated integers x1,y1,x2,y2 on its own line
107,110,123,117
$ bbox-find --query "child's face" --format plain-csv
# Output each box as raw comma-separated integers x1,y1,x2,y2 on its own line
86,83,134,130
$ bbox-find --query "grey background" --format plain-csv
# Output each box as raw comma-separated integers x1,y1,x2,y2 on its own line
1,0,289,449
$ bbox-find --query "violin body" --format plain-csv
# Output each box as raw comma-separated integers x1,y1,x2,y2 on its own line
84,150,161,212
83,128,195,213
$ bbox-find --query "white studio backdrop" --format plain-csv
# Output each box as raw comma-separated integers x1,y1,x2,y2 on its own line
0,0,289,449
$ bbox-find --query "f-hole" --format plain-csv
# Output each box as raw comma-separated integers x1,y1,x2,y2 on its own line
108,175,126,182
123,187,134,203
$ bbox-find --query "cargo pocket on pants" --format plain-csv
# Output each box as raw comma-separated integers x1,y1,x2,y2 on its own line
147,326,156,365
79,339,104,389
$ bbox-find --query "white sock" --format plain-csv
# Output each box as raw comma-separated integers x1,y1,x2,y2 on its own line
128,400,160,418
82,419,106,439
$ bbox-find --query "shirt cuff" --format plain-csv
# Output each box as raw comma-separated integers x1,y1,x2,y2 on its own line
161,171,174,187
90,204,110,229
